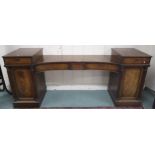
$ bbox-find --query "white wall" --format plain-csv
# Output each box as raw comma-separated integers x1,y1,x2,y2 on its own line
135,45,155,91
0,45,19,88
0,46,7,89
1,45,154,90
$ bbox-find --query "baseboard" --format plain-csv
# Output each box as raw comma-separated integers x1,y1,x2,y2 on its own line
144,86,155,96
47,84,107,90
6,84,107,91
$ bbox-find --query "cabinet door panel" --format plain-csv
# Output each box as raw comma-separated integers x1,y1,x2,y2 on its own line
120,68,142,98
14,69,35,99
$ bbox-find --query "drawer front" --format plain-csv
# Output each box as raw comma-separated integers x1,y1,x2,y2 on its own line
123,57,150,64
70,63,84,70
85,63,119,72
35,63,69,72
4,58,32,65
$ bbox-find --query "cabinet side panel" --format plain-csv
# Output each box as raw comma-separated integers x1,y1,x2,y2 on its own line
35,72,46,100
108,72,120,100
7,68,18,99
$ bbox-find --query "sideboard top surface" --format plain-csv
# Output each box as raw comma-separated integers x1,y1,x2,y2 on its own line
3,48,43,57
112,48,151,57
3,48,152,65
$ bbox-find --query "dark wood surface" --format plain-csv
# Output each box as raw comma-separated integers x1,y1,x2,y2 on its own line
3,48,152,108
3,48,43,57
112,48,152,57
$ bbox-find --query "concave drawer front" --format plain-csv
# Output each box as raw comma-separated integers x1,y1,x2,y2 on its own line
4,57,32,65
70,63,84,70
35,63,69,72
123,57,150,64
85,63,119,72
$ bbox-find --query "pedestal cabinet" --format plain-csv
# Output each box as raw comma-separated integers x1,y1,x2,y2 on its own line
108,48,151,107
3,48,46,108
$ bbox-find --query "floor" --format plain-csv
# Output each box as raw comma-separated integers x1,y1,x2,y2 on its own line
0,89,154,109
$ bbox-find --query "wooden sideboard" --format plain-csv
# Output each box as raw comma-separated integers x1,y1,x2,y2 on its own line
3,48,151,108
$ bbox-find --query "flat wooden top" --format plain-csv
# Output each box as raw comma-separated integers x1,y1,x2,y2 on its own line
3,48,151,59
37,55,117,64
3,48,42,57
112,48,151,57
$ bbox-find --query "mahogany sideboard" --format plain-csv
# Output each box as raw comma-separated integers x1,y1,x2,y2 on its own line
3,48,151,108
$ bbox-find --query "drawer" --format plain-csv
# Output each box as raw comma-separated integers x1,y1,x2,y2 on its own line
4,57,32,65
123,57,150,64
70,63,84,70
35,63,69,72
85,63,119,72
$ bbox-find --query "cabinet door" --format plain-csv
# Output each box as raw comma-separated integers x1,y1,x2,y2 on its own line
13,68,35,100
119,67,143,99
